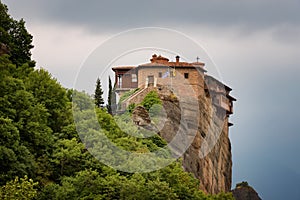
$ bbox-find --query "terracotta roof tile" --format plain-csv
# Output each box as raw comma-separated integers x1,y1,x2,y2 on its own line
112,66,136,71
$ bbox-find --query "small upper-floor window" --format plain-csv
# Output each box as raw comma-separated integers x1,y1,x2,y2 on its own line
158,72,162,78
184,73,189,79
132,74,137,82
118,75,123,88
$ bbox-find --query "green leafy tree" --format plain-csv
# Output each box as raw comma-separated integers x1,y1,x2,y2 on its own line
0,2,11,53
9,19,34,66
0,1,34,66
0,58,39,183
24,69,71,133
0,176,38,200
0,117,35,184
72,90,94,111
52,138,85,176
94,78,104,108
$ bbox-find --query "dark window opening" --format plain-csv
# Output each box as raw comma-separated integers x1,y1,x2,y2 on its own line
118,75,123,88
184,73,189,79
158,72,162,78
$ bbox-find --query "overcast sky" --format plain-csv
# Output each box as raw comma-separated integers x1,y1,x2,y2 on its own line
3,0,300,199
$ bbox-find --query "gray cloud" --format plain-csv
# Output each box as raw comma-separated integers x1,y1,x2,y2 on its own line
4,0,300,33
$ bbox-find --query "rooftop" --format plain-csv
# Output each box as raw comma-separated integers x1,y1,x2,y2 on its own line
205,75,233,92
112,66,136,71
112,54,207,71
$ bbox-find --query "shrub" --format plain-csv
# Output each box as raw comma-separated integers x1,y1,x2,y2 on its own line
141,91,162,111
127,103,136,113
236,181,249,188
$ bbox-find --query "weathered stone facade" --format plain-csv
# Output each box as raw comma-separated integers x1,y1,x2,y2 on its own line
113,54,206,97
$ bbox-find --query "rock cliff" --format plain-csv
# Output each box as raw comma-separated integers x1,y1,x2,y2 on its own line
232,182,262,200
132,86,232,194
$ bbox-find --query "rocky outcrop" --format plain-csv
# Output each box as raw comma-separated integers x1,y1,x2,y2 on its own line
154,86,232,194
232,182,262,200
182,94,232,194
132,106,151,126
128,85,232,194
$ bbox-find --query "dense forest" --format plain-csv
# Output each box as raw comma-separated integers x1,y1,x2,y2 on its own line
0,1,234,199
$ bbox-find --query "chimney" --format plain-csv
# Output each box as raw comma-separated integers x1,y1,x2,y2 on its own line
176,55,180,63
150,54,157,63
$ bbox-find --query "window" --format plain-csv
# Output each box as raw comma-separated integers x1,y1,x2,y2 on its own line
148,75,154,84
118,75,123,88
184,73,189,79
158,72,162,78
132,74,137,82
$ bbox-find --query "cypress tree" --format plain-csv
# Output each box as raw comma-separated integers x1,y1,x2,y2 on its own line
94,78,104,108
111,83,117,114
107,76,113,114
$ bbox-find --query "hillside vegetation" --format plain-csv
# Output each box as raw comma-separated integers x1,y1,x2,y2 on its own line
0,1,234,199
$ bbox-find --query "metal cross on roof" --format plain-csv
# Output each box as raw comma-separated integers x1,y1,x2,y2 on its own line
196,56,200,62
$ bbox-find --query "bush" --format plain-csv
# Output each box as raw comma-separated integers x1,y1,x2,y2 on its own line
141,91,162,111
127,103,136,113
236,181,249,188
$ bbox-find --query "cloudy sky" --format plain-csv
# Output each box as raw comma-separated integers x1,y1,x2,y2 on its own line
3,0,300,199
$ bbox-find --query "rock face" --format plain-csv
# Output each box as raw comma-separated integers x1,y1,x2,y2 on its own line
183,94,232,194
232,182,262,200
156,87,232,194
132,106,151,126
126,85,233,194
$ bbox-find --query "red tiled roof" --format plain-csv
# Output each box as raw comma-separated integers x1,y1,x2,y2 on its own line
112,55,206,72
137,61,206,72
112,66,136,71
